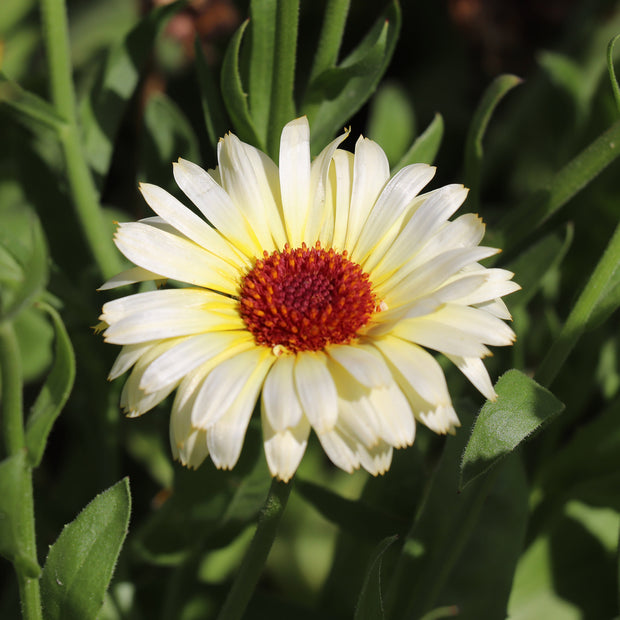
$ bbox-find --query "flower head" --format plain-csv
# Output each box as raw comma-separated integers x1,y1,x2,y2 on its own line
99,117,518,481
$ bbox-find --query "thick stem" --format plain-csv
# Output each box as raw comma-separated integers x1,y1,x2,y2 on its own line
217,478,292,620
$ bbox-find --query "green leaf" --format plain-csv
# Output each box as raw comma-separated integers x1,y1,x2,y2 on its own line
246,0,277,147
220,19,262,148
0,451,41,577
0,71,67,132
607,34,620,113
393,113,444,172
460,370,565,490
305,0,401,154
139,92,200,191
295,478,406,541
539,51,588,119
194,37,229,150
500,119,620,255
366,82,415,166
79,1,182,191
463,74,522,211
25,302,75,468
40,478,131,620
0,213,48,322
354,535,398,620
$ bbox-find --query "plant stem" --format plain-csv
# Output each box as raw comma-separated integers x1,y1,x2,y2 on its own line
536,220,620,388
0,323,42,620
40,0,121,280
217,478,292,620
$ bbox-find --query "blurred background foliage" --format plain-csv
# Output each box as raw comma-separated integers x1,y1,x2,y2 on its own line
1,0,620,618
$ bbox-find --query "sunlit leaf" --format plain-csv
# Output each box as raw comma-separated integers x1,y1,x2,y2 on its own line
41,478,131,620
460,370,564,490
354,535,398,620
25,302,76,468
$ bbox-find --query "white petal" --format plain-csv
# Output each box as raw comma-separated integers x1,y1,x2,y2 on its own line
206,351,275,469
108,342,155,380
351,163,436,264
98,266,163,290
316,428,360,473
173,427,209,469
304,128,350,244
446,354,498,401
262,411,310,482
218,133,285,252
326,343,392,388
192,347,274,429
324,149,354,250
373,336,451,406
294,351,338,433
418,404,461,435
368,381,416,449
279,117,311,248
262,354,303,432
172,158,259,258
476,298,513,319
344,137,390,253
139,331,254,393
114,222,241,295
357,441,393,476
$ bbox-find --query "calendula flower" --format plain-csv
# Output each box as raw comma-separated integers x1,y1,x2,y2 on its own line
99,116,518,482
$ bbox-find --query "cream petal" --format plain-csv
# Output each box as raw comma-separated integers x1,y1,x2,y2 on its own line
139,331,254,393
368,381,416,449
206,352,275,469
373,336,451,407
294,351,338,434
418,404,461,435
326,343,392,388
113,222,241,295
262,354,303,432
98,266,163,291
218,133,285,252
351,163,436,264
446,354,497,401
344,137,390,253
279,117,311,248
173,427,209,469
192,347,274,429
316,428,360,473
304,129,350,244
357,441,393,476
476,298,513,320
172,158,259,258
261,411,310,482
108,342,155,380
324,149,354,250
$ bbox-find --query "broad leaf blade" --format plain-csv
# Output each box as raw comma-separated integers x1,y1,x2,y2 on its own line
306,1,401,154
460,370,564,490
0,452,41,577
25,302,76,468
41,478,131,620
354,535,398,620
79,1,182,191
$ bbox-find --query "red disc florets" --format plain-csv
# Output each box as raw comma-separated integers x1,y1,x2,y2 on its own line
239,242,376,352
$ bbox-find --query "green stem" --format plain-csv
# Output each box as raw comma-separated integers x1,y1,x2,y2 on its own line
217,478,292,620
536,220,620,388
308,0,350,83
0,324,42,620
40,0,121,280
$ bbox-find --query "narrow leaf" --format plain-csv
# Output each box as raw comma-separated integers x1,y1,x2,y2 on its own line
246,0,276,147
463,74,522,211
306,0,401,154
221,19,262,148
25,302,76,468
41,478,131,620
0,71,67,131
79,1,182,191
460,369,564,490
393,113,444,172
295,478,406,540
194,37,229,149
607,33,620,113
0,451,40,577
354,535,398,620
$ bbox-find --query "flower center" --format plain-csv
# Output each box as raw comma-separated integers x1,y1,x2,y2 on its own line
239,242,376,353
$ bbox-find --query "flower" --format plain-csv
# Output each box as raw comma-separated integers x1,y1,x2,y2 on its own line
99,116,518,482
